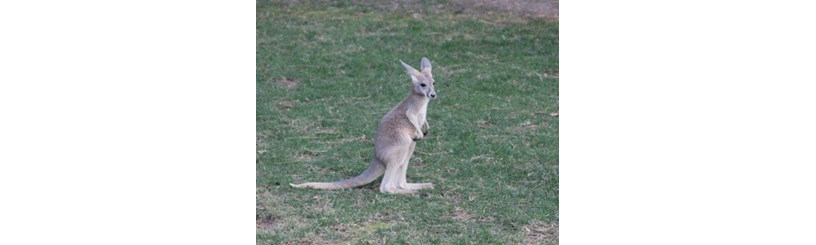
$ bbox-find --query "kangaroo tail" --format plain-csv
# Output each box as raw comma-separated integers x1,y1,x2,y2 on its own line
289,161,385,190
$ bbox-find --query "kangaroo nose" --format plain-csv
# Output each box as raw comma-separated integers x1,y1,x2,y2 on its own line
430,93,436,98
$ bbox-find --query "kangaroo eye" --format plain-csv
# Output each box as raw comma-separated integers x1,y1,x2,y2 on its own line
420,83,426,87
433,82,436,85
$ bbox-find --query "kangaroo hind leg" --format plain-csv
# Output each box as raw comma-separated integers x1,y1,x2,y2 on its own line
397,143,434,191
379,147,416,194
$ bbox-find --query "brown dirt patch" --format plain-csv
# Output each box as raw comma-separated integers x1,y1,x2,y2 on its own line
450,0,558,19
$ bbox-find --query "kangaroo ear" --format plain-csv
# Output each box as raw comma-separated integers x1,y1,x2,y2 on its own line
420,57,432,73
400,60,421,83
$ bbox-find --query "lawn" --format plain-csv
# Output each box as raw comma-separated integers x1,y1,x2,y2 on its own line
257,1,558,243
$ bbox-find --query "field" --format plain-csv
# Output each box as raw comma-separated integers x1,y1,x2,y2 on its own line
257,1,558,243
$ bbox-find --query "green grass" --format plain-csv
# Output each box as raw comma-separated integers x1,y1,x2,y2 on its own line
257,1,558,244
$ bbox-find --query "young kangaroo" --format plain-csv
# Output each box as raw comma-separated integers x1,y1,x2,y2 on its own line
290,57,437,194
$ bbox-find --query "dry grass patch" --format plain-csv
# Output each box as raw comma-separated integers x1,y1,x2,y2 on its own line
450,206,475,221
325,223,389,244
277,100,294,110
510,120,549,133
327,134,368,145
274,77,300,89
281,118,337,135
326,213,397,244
522,220,559,245
256,136,268,161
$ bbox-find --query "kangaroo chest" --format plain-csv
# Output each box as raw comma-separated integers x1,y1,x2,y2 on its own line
416,101,429,123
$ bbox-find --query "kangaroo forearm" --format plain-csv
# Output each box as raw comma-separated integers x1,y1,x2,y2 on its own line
406,112,422,132
421,120,429,135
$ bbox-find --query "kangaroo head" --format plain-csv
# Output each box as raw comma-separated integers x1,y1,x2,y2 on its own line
400,57,436,100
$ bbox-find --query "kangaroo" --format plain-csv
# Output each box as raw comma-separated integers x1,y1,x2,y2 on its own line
290,57,437,194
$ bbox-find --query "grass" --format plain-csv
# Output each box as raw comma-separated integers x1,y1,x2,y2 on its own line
257,1,558,244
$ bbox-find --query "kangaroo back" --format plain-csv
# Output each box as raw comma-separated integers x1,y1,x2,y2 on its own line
289,160,385,190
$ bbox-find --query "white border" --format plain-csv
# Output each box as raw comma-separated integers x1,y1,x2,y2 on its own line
0,1,255,244
561,0,816,244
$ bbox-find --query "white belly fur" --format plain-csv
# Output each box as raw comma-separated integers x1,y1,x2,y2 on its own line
416,102,428,124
